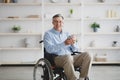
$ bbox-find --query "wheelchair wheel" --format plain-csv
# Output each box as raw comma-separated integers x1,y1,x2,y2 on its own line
33,58,53,80
85,76,89,80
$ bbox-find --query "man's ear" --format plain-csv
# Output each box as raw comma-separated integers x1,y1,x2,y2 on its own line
52,21,54,24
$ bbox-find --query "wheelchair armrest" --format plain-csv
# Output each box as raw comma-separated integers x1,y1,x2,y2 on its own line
71,51,81,55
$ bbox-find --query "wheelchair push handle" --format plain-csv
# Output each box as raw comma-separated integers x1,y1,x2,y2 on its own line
39,40,43,43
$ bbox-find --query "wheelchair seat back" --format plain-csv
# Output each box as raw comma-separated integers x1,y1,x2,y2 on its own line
44,48,58,66
44,48,65,75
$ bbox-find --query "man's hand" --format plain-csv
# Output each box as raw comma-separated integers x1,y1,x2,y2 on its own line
64,35,77,45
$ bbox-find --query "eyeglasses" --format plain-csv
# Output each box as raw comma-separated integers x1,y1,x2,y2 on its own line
53,20,63,23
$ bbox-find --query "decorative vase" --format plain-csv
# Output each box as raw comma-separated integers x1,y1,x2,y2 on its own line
98,0,105,3
24,38,33,48
3,0,11,3
115,25,120,32
68,0,71,3
90,40,96,47
93,28,98,32
12,0,17,3
112,41,118,47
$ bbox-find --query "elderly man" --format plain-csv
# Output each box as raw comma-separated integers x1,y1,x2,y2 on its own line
44,14,91,80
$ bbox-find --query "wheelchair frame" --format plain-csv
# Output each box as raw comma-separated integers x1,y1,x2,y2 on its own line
33,54,68,80
33,41,89,80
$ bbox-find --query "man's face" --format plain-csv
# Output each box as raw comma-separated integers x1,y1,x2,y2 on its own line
52,17,64,31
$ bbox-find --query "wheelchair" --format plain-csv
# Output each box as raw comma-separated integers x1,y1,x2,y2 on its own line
33,41,89,80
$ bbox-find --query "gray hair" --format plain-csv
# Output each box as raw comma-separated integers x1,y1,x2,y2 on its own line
52,14,64,20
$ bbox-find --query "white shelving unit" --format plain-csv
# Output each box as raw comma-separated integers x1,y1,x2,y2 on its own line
83,0,120,64
0,0,120,65
0,0,43,65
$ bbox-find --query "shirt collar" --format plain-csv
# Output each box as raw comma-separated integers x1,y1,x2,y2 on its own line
52,28,63,35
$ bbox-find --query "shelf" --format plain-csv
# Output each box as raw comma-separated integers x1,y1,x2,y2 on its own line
65,18,81,21
0,18,41,21
92,61,120,64
0,3,42,6
44,3,81,6
86,47,120,50
0,48,41,50
83,2,120,6
84,32,120,35
45,17,81,21
1,60,120,65
83,17,120,21
0,61,36,65
1,61,120,65
0,33,41,36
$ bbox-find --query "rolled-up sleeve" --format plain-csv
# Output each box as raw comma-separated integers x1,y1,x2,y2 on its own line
70,42,79,52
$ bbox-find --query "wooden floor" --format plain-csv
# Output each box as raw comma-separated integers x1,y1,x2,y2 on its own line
0,65,120,80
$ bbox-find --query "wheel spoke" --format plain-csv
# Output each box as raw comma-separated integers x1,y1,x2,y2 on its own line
33,58,53,80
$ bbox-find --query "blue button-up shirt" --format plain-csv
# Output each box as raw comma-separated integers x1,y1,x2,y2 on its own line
44,28,79,55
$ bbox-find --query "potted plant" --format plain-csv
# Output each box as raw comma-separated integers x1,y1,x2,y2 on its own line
90,22,100,32
69,9,74,17
12,25,21,33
